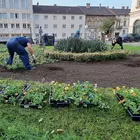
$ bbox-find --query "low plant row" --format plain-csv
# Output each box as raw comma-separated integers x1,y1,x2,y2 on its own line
0,46,56,70
45,50,128,62
0,79,139,121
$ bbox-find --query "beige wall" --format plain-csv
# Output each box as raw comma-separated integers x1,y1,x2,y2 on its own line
129,0,140,33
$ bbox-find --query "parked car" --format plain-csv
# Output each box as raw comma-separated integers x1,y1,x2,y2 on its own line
131,34,140,42
120,34,135,43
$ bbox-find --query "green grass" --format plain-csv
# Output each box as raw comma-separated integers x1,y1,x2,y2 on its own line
0,88,140,140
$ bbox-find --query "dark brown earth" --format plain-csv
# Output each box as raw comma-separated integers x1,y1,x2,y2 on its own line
0,56,140,88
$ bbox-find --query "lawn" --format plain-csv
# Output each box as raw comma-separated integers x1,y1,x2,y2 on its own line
0,43,140,140
0,88,140,140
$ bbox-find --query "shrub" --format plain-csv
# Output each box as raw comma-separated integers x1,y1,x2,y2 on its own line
55,37,108,53
45,50,128,62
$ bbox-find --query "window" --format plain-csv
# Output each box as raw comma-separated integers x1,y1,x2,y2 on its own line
35,24,39,28
34,15,39,20
123,30,125,35
10,13,14,19
62,33,66,37
44,15,48,19
79,16,83,20
0,24,3,28
63,16,66,20
53,15,57,20
27,24,30,29
62,24,66,28
4,24,8,28
3,13,7,19
23,23,26,28
36,34,39,37
16,24,20,28
21,0,25,9
54,33,57,37
11,24,15,28
27,14,31,20
0,13,2,19
9,0,13,8
44,24,48,29
79,24,82,29
53,24,57,29
22,13,26,19
138,0,140,7
2,0,6,8
71,24,74,28
14,0,18,8
124,20,126,26
15,13,19,19
71,16,75,20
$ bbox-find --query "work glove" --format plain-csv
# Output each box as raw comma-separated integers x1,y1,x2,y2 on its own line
32,54,36,64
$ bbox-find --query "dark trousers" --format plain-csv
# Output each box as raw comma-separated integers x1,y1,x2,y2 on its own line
6,38,31,69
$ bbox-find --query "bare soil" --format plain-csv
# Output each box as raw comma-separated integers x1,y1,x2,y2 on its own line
1,56,140,88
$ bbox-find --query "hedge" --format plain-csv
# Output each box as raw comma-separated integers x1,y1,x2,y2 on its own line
45,50,128,62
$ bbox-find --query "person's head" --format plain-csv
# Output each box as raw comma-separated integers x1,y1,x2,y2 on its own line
112,38,116,46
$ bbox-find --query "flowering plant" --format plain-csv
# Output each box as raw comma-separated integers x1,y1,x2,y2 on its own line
72,81,109,108
50,81,72,102
115,86,140,114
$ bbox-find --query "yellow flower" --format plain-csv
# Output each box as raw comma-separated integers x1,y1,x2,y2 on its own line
112,89,116,94
65,87,69,91
125,90,128,94
94,88,97,92
67,84,70,87
24,91,27,95
51,81,55,85
119,99,125,104
130,89,134,93
116,87,121,91
132,92,136,96
122,86,126,88
62,92,65,95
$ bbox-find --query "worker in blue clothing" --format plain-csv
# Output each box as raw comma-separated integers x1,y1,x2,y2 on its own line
74,29,80,39
6,36,36,70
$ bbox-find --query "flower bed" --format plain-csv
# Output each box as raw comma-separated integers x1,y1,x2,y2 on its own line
115,86,140,121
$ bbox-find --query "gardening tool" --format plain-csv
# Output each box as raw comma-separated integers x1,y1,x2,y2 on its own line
32,55,37,65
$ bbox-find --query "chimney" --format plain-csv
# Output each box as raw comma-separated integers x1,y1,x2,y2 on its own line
122,6,125,9
99,3,101,8
86,3,90,8
37,2,39,6
126,6,129,9
54,4,57,6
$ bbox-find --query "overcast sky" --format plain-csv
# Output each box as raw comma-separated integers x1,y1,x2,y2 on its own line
33,0,132,8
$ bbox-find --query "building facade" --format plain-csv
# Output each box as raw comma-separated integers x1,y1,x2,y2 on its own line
129,0,140,34
109,8,130,37
0,0,34,42
33,5,85,40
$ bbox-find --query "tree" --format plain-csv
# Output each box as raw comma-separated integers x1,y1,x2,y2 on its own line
100,19,115,42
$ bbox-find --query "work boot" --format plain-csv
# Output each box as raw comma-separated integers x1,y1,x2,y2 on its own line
27,67,36,70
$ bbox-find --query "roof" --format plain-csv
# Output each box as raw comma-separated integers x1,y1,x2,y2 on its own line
33,5,85,15
79,6,115,16
109,9,130,15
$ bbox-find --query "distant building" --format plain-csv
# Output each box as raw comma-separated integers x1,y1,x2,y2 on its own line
0,0,34,42
33,4,85,40
79,3,115,40
129,0,140,34
109,7,130,37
